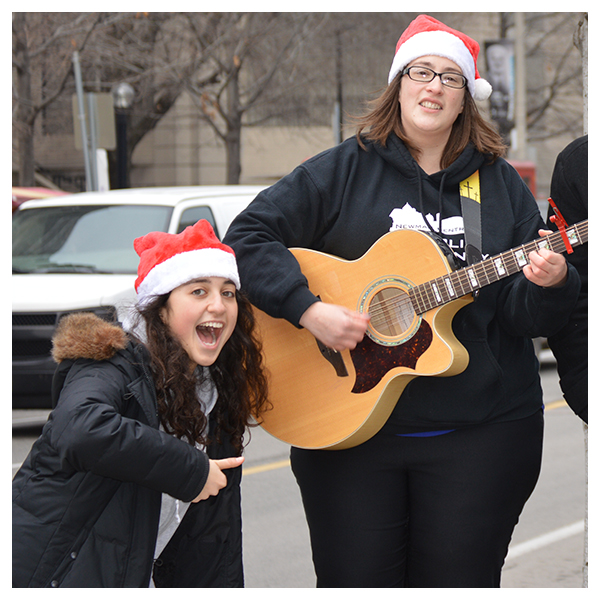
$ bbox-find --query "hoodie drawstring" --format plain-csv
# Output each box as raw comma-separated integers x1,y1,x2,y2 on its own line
416,165,448,236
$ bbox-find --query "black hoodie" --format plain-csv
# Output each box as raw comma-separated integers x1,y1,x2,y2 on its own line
224,134,580,432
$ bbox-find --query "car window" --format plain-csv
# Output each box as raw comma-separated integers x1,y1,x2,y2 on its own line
12,205,172,274
177,206,217,236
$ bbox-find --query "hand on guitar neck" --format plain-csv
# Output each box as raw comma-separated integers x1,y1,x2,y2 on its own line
523,229,569,289
299,301,371,352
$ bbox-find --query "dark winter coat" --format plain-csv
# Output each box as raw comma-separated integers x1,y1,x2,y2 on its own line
224,134,581,432
546,135,588,422
12,313,243,588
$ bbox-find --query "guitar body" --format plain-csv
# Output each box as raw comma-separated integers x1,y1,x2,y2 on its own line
253,228,473,450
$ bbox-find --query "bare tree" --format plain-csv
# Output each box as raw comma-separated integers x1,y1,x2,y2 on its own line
12,13,102,186
522,13,584,140
12,12,213,189
87,13,221,184
183,12,322,184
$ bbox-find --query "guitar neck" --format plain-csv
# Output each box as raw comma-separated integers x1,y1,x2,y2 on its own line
409,220,588,314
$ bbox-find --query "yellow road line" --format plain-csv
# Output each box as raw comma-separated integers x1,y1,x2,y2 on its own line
243,401,568,476
546,399,567,410
242,459,290,476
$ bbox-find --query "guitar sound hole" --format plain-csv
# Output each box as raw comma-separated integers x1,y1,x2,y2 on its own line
369,287,417,339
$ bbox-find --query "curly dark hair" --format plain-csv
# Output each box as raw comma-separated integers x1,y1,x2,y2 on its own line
353,73,507,168
137,290,269,455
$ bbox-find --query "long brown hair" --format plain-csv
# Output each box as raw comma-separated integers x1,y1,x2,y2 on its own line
138,290,269,455
354,73,507,168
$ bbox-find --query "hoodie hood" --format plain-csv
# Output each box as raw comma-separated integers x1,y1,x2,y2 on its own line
373,134,486,186
372,135,486,240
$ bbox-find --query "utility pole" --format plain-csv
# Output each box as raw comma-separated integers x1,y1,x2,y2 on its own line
72,51,94,191
513,13,527,161
574,14,587,588
333,29,343,145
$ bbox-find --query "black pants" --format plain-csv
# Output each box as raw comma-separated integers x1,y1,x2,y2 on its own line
290,411,543,588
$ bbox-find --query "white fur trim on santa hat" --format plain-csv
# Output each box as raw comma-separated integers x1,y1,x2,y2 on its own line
388,30,490,100
473,78,493,102
136,247,240,308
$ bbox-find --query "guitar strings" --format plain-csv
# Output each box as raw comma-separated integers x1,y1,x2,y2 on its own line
367,293,416,331
362,222,588,330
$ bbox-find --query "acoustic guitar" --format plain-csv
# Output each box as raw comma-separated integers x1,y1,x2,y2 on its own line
253,221,588,450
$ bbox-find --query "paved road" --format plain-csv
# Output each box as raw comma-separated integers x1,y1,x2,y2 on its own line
13,361,587,588
238,361,587,588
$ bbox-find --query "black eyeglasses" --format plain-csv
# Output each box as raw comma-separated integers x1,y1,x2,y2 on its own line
401,66,467,90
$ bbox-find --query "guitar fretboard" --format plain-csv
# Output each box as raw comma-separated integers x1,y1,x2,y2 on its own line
409,220,588,315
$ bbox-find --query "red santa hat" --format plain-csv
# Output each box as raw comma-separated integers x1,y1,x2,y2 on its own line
388,15,492,101
134,219,240,308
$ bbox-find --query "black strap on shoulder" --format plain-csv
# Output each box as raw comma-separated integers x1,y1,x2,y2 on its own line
459,171,483,266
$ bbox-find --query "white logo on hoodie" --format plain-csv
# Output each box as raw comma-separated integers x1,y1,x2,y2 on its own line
389,203,467,260
389,203,464,235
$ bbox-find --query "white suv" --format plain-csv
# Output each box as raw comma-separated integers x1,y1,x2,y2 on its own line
12,185,265,408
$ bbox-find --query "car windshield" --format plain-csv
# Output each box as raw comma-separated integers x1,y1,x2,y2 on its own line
12,205,172,274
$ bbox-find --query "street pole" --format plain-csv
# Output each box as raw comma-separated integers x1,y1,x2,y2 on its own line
332,29,344,145
86,93,99,191
513,13,527,161
575,14,588,589
72,51,94,191
112,82,135,189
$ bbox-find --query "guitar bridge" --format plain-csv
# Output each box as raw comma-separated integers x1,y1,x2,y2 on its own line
315,339,348,378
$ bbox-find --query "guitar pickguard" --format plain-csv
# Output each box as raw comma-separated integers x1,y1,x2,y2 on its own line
350,319,433,393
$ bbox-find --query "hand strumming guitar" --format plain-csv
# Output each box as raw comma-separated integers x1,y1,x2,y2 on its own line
299,301,370,352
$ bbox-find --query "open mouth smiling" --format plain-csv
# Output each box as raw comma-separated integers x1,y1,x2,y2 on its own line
196,322,224,347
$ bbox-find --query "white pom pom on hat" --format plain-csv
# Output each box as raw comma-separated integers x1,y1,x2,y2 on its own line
134,219,240,308
388,14,492,101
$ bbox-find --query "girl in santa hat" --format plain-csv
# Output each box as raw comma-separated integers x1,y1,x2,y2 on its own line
12,219,269,587
224,15,581,587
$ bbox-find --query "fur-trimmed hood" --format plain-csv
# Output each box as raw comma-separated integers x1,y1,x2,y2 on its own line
51,312,129,363
14,313,228,589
